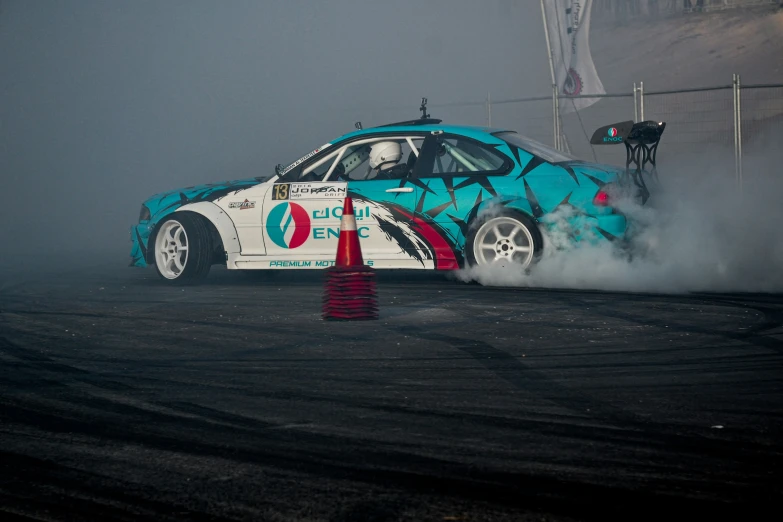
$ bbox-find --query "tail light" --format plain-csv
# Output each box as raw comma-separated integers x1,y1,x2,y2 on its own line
593,190,611,206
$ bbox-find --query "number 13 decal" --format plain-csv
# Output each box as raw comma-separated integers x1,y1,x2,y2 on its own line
272,184,289,200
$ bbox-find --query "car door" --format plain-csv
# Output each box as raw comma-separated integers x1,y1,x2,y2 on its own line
260,135,430,264
341,137,423,259
259,138,413,263
406,132,513,265
261,177,348,259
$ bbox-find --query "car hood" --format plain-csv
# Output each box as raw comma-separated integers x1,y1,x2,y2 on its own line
142,176,269,221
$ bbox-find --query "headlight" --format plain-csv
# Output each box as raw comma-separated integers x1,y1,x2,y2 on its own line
139,204,151,222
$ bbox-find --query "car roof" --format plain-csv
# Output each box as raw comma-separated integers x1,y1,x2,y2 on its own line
334,124,513,144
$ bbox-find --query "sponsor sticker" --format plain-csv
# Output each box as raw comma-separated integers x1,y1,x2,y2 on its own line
266,202,370,250
292,183,347,199
269,260,374,268
601,127,623,143
228,199,256,210
272,184,290,200
266,202,311,249
312,205,370,220
272,183,347,200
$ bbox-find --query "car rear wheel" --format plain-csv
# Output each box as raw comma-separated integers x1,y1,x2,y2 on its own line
466,210,542,269
153,213,212,284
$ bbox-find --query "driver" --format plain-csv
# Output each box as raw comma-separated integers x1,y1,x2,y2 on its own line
367,141,404,179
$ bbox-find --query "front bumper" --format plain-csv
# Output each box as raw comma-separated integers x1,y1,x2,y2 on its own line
129,222,152,267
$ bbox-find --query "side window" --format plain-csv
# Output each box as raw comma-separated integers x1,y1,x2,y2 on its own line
327,137,424,182
333,143,373,181
416,134,508,177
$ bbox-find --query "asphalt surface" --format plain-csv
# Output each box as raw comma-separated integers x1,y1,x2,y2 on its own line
1,265,782,521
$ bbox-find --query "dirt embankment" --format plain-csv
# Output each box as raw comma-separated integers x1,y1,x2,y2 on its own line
558,6,782,162
591,6,783,90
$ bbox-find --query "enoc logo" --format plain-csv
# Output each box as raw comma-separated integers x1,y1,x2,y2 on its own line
608,127,618,138
266,202,310,249
562,68,583,96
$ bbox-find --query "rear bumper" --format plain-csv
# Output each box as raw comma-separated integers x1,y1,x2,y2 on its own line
129,223,152,267
594,214,627,241
544,213,627,245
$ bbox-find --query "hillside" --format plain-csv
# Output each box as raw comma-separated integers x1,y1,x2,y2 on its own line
554,5,783,163
591,5,783,90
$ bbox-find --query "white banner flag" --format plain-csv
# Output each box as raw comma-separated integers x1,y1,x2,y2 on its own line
543,0,605,113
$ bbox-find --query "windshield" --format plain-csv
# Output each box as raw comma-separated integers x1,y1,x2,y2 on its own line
495,132,578,164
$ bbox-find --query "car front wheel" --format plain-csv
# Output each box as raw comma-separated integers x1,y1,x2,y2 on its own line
153,213,212,284
465,210,543,269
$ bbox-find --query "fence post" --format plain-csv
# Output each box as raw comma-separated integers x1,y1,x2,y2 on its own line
633,83,638,122
486,91,492,127
737,74,743,192
733,73,740,190
556,91,562,151
552,83,560,150
640,81,645,121
733,73,737,183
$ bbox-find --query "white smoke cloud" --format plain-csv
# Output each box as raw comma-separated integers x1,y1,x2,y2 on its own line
455,140,783,293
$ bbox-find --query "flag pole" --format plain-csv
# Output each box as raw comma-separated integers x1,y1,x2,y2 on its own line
540,0,560,149
540,0,557,86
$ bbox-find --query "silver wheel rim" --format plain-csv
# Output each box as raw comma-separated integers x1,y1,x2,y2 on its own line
472,216,535,268
154,219,189,279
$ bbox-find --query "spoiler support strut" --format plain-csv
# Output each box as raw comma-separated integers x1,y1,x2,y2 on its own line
590,120,666,205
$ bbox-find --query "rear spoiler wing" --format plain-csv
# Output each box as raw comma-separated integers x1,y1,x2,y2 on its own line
590,120,666,203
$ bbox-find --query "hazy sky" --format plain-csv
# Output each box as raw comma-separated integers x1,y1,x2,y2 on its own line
0,0,550,269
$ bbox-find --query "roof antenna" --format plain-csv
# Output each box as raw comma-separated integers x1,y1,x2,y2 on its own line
419,97,430,120
355,121,363,130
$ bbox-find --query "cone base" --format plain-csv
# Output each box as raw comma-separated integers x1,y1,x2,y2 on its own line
324,317,378,321
323,291,378,298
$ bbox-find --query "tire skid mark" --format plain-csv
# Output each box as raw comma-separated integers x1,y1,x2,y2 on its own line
4,309,301,338
396,325,783,467
0,404,776,521
568,296,783,355
0,451,228,522
5,329,779,488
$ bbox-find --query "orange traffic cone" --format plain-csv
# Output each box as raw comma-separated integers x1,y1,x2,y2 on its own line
334,197,364,267
322,197,379,321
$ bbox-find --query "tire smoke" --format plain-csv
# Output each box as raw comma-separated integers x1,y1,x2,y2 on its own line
456,141,783,293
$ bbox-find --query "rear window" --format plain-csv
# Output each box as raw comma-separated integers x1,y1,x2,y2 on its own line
495,132,578,164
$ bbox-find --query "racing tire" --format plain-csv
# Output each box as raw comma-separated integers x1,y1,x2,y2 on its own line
465,209,543,270
152,213,213,285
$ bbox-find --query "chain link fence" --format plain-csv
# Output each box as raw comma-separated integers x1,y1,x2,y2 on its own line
739,84,783,183
643,86,735,151
740,85,783,145
464,77,782,187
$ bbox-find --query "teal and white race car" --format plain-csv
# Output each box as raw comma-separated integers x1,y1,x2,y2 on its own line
130,104,661,284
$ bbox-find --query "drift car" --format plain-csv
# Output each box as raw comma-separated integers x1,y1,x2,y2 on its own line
130,105,661,284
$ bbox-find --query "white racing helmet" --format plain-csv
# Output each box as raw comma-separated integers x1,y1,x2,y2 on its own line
369,141,402,170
